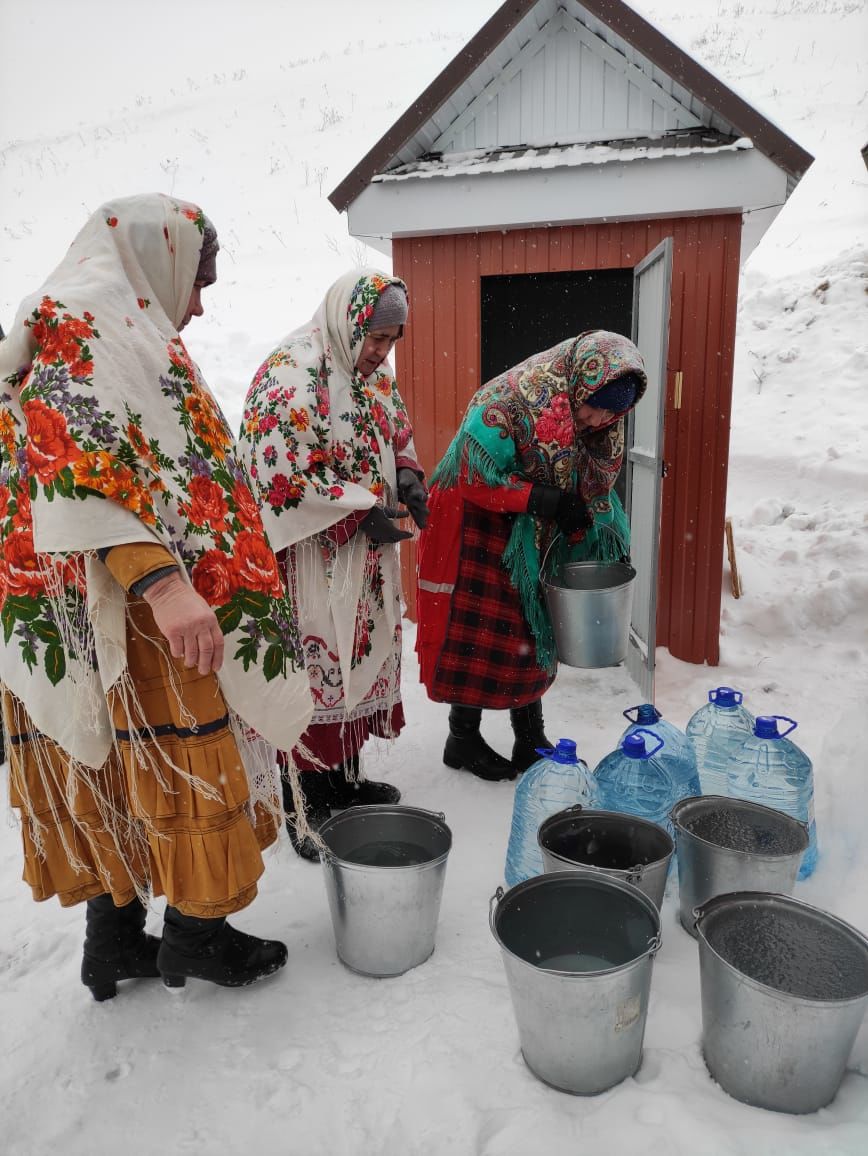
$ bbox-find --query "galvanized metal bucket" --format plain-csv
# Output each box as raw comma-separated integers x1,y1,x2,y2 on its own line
542,559,636,668
490,871,661,1095
538,805,674,910
318,805,452,978
670,795,809,938
695,891,868,1113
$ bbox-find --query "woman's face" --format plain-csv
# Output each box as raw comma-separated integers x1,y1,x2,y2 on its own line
356,325,401,378
179,282,206,331
575,403,616,431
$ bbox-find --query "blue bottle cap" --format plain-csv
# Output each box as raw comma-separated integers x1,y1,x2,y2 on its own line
622,733,648,758
710,686,743,707
625,703,661,724
535,739,579,764
754,715,797,739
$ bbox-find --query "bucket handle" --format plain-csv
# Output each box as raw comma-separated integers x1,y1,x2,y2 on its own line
489,885,505,932
625,864,646,885
539,528,633,583
646,932,662,958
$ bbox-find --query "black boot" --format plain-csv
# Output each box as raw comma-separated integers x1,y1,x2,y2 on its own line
157,906,288,989
324,755,401,808
510,700,553,773
443,705,517,782
282,771,332,861
81,893,161,1002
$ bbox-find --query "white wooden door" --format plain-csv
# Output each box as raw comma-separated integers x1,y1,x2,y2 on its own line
625,238,673,699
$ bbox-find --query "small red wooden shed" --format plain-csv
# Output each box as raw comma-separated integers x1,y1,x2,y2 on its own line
329,0,812,692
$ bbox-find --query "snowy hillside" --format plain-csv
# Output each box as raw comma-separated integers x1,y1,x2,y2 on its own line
1,1,867,1153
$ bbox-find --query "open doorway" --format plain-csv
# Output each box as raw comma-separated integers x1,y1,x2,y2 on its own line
481,268,634,501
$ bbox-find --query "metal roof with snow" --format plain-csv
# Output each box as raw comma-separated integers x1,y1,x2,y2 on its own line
329,0,812,253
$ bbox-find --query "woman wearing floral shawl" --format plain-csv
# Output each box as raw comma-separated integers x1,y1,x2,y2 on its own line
0,194,312,997
239,270,428,858
416,332,646,781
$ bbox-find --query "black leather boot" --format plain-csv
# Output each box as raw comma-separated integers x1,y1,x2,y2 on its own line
325,755,401,807
282,771,332,860
81,893,161,1002
510,700,553,772
443,705,516,782
157,906,288,989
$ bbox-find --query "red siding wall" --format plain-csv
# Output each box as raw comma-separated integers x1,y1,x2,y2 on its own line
394,215,742,666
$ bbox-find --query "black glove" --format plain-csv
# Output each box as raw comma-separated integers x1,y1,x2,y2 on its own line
527,484,593,534
359,505,414,544
397,467,430,530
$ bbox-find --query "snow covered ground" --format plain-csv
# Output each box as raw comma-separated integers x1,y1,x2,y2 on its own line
1,1,866,1152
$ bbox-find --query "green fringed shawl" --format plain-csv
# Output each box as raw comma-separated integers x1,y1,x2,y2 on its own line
431,408,631,670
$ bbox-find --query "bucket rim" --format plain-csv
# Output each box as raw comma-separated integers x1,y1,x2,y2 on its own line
489,870,661,977
543,560,636,595
537,807,675,863
318,803,453,870
694,890,868,1007
670,795,810,860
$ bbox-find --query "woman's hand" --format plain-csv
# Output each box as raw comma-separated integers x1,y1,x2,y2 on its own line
527,485,593,534
142,572,225,675
359,505,414,543
397,468,430,529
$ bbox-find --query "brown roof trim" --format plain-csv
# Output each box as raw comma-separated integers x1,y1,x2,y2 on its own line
328,0,812,212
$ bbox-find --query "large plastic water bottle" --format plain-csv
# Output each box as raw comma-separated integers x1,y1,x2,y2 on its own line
620,704,699,797
504,739,596,888
728,715,818,879
593,728,699,837
685,687,756,797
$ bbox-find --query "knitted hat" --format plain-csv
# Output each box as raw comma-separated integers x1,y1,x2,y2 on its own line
196,217,219,286
369,283,408,330
585,372,641,414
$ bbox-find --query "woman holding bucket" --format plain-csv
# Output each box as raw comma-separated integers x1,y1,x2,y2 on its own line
416,331,646,781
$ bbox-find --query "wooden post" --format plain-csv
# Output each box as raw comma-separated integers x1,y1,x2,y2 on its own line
725,517,742,599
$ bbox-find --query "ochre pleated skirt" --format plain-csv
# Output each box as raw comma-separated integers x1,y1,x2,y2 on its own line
4,598,278,916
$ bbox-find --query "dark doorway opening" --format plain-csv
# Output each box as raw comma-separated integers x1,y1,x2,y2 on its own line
481,268,634,501
481,268,633,381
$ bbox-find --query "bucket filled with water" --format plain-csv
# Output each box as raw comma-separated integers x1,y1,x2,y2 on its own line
538,805,674,910
543,560,636,668
670,795,809,937
318,805,452,977
695,891,868,1113
490,871,661,1095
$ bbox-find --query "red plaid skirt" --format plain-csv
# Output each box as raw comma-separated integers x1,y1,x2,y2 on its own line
424,504,554,709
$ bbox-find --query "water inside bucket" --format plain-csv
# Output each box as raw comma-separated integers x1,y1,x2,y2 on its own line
685,809,802,855
542,816,671,870
339,839,433,867
705,904,868,1001
536,952,615,973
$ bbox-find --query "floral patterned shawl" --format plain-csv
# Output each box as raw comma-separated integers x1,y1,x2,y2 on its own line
0,194,312,770
239,269,418,718
432,330,647,667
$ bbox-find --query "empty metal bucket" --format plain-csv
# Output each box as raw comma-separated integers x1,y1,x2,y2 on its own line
543,560,636,668
490,871,661,1095
671,795,809,937
695,891,868,1113
538,805,674,910
318,805,452,977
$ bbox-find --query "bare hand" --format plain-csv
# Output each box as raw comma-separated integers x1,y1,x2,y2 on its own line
143,572,225,675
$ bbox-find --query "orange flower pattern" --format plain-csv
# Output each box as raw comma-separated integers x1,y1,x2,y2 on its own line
0,296,300,685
